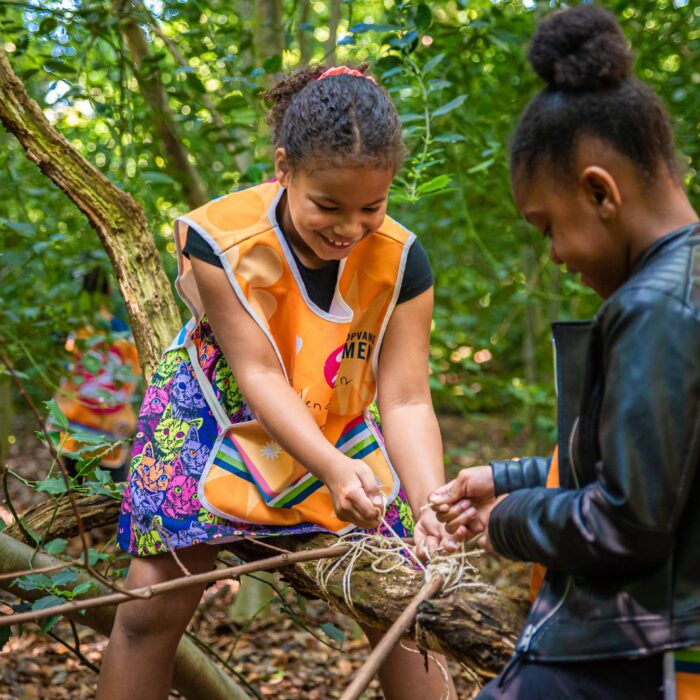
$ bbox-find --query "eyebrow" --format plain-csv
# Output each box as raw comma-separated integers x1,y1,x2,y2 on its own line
313,194,387,207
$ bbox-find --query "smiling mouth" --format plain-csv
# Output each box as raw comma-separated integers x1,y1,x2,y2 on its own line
321,234,353,249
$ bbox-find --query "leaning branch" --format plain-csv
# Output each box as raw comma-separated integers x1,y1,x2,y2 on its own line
0,47,181,378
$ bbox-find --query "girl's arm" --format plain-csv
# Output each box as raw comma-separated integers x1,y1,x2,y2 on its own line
191,257,383,529
377,287,449,552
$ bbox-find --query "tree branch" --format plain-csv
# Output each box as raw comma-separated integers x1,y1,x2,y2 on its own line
0,47,181,379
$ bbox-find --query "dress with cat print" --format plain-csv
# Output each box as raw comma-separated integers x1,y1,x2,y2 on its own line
117,320,415,556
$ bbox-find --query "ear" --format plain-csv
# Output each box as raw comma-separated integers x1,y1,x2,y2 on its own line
580,166,621,222
274,148,293,188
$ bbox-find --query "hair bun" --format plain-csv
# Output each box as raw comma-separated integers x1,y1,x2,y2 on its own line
528,5,634,91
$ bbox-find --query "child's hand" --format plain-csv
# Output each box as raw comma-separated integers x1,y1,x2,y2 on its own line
414,508,450,563
427,466,496,550
429,465,495,514
326,457,384,529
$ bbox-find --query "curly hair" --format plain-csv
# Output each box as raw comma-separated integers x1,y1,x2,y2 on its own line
263,64,405,171
510,5,680,184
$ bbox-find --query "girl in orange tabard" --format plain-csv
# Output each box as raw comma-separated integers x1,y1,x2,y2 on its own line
98,65,456,700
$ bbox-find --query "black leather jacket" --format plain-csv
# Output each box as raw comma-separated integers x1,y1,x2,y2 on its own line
489,224,700,661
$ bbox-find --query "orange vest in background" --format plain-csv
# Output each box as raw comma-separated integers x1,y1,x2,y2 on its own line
173,181,414,532
54,312,139,468
529,446,560,601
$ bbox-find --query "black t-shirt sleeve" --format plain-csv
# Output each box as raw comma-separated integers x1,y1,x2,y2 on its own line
397,239,433,304
183,227,433,302
184,227,223,267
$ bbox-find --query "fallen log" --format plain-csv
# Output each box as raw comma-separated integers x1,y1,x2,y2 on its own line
6,493,530,682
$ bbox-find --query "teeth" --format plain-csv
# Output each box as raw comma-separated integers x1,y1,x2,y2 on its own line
326,237,351,248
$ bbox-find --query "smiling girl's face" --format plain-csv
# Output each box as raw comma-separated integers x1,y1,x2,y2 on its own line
275,149,394,268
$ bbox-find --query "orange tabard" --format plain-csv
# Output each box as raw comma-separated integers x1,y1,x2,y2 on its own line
173,181,414,533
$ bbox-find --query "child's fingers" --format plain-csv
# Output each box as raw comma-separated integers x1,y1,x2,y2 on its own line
444,508,482,536
433,498,474,522
429,479,458,505
354,464,384,508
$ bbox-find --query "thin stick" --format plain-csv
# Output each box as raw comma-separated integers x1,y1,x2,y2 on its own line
0,543,351,628
339,573,445,700
0,559,81,582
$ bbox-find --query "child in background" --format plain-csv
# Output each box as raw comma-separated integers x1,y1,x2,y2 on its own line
426,5,700,699
52,267,139,482
99,65,455,700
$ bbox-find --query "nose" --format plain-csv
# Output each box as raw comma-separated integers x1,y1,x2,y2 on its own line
333,215,365,240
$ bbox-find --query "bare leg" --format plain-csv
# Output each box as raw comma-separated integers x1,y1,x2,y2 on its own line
362,625,457,700
96,543,220,700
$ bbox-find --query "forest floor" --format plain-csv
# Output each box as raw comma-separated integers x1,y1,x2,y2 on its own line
0,412,531,700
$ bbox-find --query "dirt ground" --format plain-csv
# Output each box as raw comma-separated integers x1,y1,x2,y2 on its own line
0,412,531,700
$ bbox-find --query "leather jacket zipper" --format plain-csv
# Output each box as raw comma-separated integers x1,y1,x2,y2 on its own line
568,416,581,489
518,574,573,654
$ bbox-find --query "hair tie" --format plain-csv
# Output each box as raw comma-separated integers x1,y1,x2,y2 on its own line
316,65,377,85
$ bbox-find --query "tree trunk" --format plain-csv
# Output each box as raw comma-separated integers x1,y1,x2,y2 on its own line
0,533,250,700
111,0,209,209
0,47,181,380
297,0,312,65
326,0,342,64
6,494,529,681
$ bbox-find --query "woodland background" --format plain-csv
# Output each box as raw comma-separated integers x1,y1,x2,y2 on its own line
0,0,698,698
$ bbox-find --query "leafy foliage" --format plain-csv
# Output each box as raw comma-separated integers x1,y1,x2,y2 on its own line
1,0,698,454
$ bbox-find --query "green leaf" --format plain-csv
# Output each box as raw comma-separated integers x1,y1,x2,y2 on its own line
0,627,10,651
71,581,95,597
434,133,466,143
348,23,398,34
44,538,68,556
35,477,68,495
433,95,467,117
416,175,452,195
14,572,54,591
141,171,177,186
39,17,57,35
50,569,80,587
0,218,37,237
320,622,345,645
39,614,61,634
31,595,65,611
423,54,445,76
263,54,282,74
415,3,432,31
43,59,75,76
45,398,69,430
466,158,495,174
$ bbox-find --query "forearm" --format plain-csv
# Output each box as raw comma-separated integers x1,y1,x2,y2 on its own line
488,483,674,576
379,401,445,513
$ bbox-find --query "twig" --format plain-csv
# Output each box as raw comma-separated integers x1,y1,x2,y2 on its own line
47,622,100,674
339,573,445,700
0,559,81,582
1,467,34,545
184,630,264,700
0,543,352,628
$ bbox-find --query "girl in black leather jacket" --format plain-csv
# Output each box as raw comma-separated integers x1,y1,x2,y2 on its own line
423,5,700,699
